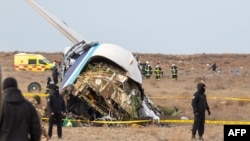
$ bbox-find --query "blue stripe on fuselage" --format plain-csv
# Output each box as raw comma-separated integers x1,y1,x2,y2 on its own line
60,45,99,89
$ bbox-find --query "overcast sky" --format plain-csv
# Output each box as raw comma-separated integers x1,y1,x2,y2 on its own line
0,0,250,54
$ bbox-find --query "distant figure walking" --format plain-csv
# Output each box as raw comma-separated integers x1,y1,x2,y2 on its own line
170,64,178,80
191,82,211,140
0,77,41,141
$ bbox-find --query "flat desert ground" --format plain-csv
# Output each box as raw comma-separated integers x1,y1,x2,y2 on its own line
1,52,250,141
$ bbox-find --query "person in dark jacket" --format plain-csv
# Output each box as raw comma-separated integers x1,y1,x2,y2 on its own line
52,67,60,85
47,85,66,139
0,77,41,141
45,77,53,94
191,82,211,140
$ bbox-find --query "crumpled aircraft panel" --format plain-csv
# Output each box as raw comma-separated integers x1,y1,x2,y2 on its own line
61,57,162,121
60,43,142,89
25,0,162,122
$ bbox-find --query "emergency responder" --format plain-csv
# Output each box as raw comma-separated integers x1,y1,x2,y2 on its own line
52,67,60,85
144,63,153,79
47,85,66,139
138,61,145,76
191,82,211,140
154,65,163,80
140,62,147,78
170,64,178,80
29,96,49,141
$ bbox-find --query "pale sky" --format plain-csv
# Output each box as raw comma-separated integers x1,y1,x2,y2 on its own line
0,0,250,54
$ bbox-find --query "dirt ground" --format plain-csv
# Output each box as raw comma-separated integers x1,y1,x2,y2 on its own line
1,52,250,141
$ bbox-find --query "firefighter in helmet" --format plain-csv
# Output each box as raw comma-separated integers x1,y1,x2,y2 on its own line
170,64,178,80
144,61,153,79
154,65,163,80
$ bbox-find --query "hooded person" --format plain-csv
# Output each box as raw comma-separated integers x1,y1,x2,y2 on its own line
0,77,41,141
47,85,66,139
191,82,211,140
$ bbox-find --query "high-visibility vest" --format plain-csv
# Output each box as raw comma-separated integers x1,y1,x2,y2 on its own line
154,67,162,76
171,67,178,75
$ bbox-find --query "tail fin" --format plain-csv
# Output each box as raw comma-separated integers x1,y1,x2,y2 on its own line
25,0,87,44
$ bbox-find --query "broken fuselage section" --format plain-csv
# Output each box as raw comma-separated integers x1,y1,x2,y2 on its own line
60,42,162,121
24,0,162,123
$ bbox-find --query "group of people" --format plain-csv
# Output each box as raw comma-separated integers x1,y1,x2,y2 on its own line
139,61,164,80
138,61,178,80
0,77,66,141
0,69,211,140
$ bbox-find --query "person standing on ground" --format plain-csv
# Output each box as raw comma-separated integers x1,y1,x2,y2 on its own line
191,82,211,140
52,67,60,85
170,64,178,80
144,61,153,79
47,85,66,139
154,65,163,80
0,77,41,141
45,77,53,94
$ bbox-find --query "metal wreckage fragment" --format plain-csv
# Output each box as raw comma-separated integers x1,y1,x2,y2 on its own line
61,61,162,124
24,0,163,126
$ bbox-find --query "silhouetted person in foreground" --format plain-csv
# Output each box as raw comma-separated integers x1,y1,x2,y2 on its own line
0,77,41,141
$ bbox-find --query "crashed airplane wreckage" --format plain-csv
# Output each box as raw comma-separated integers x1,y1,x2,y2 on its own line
25,0,162,123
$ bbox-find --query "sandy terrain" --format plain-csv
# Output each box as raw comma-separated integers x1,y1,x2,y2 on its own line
1,52,250,141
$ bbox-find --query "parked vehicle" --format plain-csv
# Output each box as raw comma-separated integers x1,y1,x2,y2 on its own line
14,53,55,72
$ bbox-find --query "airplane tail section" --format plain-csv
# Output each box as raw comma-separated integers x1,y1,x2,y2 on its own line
25,0,87,44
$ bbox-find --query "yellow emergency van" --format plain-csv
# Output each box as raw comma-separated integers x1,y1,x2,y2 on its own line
14,53,55,72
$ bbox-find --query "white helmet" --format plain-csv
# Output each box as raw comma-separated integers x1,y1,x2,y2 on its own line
146,61,149,64
156,65,159,68
172,64,175,66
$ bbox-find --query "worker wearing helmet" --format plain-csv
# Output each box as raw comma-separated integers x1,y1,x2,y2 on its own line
140,61,148,78
170,64,178,80
144,63,153,79
154,65,163,80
